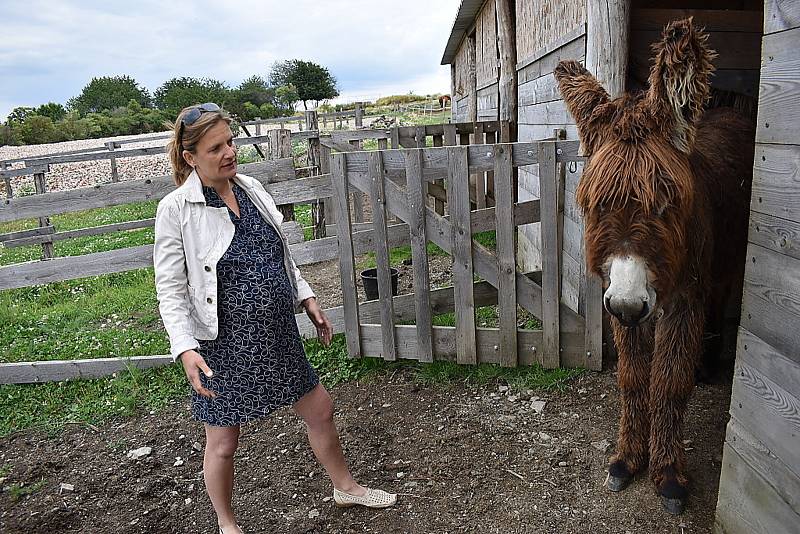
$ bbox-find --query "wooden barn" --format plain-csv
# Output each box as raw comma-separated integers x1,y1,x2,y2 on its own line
442,1,798,532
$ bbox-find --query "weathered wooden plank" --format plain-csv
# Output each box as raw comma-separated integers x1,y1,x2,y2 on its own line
741,243,800,359
341,141,582,182
368,152,396,361
765,0,800,34
518,45,586,91
0,159,298,223
751,143,800,222
0,245,153,290
358,324,586,367
494,144,518,367
295,279,504,339
3,218,155,248
749,210,800,261
330,153,361,358
716,442,800,534
518,124,579,143
756,26,800,145
539,141,561,368
518,72,565,107
0,225,55,243
447,146,477,365
738,327,800,402
0,355,172,384
730,360,800,480
0,164,49,180
404,148,433,363
723,415,800,514
518,100,573,125
331,129,391,142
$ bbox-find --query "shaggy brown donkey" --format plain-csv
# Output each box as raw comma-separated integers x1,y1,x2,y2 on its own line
554,18,753,514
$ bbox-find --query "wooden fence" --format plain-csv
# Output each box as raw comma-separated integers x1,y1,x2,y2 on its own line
0,119,542,383
330,139,601,369
0,119,591,383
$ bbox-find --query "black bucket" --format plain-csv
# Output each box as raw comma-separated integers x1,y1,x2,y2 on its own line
360,268,399,301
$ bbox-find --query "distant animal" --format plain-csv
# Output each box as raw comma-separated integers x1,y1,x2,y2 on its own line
438,94,451,109
554,18,753,515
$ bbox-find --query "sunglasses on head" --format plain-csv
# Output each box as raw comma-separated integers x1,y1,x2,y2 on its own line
178,102,221,149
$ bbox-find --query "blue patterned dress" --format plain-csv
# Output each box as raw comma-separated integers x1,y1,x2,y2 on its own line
193,182,319,426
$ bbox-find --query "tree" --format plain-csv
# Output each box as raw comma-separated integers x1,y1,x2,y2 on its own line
6,106,34,124
35,102,67,122
17,115,58,144
275,84,300,113
236,75,275,107
229,75,277,120
269,60,338,110
68,75,151,115
154,77,232,117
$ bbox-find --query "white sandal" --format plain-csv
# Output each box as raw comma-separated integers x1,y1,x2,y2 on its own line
333,487,397,509
219,526,242,534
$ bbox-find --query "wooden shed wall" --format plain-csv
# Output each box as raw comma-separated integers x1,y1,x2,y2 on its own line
515,21,587,316
714,2,800,532
476,1,500,121
516,0,586,61
453,35,473,123
476,1,499,87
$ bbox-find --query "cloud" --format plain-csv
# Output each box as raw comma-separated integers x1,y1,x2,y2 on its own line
0,0,461,120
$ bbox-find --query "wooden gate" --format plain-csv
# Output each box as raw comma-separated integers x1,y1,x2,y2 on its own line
331,138,603,369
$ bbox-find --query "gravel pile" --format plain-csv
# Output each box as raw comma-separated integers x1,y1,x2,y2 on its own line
0,131,174,198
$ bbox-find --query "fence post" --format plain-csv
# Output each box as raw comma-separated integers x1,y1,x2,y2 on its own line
355,102,363,129
255,118,263,154
267,129,295,222
33,167,54,259
306,110,326,239
105,141,120,182
0,162,12,198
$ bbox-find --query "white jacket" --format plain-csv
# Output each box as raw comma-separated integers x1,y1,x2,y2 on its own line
153,170,315,361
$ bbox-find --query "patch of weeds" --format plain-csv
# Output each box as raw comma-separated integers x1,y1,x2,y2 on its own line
8,478,46,501
0,464,11,477
304,334,387,386
412,361,583,392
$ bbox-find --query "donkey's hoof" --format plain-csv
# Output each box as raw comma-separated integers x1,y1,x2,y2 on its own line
659,476,687,515
660,495,685,515
606,461,633,492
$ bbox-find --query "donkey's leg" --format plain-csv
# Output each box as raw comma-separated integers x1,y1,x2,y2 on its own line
649,298,703,514
607,318,654,492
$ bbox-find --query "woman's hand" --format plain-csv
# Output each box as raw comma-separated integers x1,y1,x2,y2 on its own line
179,349,217,398
303,297,332,346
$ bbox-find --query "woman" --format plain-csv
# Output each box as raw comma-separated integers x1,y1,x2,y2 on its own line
154,103,396,534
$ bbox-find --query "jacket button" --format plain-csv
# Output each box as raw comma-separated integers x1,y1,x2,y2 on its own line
204,265,211,272
206,297,213,304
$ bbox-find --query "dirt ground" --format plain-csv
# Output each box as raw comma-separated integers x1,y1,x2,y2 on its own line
0,367,731,534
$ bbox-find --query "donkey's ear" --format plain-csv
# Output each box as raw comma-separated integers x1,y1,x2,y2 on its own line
555,60,612,156
646,17,716,153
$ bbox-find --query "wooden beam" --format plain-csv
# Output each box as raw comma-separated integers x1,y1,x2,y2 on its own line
496,0,517,142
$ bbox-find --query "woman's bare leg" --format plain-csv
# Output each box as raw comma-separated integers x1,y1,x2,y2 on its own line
293,384,365,495
204,424,242,532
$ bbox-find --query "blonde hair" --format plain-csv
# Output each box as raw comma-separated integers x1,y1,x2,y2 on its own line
165,105,232,186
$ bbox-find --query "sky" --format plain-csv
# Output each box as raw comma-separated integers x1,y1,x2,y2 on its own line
0,0,463,121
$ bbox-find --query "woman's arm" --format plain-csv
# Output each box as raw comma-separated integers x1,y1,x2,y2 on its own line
153,200,199,361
